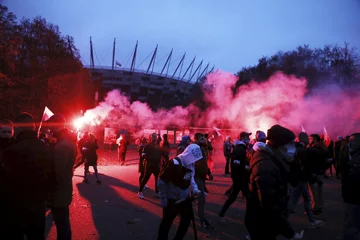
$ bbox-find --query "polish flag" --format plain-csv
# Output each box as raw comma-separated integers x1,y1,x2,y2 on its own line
301,125,306,133
212,126,222,136
42,106,54,122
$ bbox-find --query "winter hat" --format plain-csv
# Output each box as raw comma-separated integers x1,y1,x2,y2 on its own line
255,131,266,141
266,125,295,148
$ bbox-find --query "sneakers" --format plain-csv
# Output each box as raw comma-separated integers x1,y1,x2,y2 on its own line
200,219,214,229
137,192,144,199
96,180,102,184
83,179,89,184
144,185,150,189
309,219,323,228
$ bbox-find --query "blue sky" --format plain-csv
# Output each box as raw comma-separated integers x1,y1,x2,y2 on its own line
3,0,360,74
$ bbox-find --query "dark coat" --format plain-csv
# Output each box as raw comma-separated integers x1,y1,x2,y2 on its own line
83,140,99,166
194,147,208,180
142,142,162,168
245,145,295,239
118,138,129,153
0,131,56,209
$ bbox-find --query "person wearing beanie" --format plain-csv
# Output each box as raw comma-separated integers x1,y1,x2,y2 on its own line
46,114,77,240
245,125,303,240
0,112,56,239
247,130,267,160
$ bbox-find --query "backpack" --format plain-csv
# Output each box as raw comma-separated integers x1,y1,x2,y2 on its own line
159,157,192,190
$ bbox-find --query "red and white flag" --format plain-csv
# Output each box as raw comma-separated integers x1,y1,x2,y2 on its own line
212,126,222,136
301,125,306,133
42,106,54,122
324,126,331,147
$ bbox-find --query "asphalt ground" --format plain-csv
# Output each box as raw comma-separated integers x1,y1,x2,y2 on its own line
45,149,344,240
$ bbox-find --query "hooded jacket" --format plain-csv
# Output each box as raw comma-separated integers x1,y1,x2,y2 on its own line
231,140,249,172
158,144,202,206
245,145,295,239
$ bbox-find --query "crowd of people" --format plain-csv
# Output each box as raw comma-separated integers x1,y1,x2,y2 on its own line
1,112,359,240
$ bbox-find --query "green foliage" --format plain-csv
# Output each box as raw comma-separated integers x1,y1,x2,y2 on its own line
0,5,93,120
235,44,360,91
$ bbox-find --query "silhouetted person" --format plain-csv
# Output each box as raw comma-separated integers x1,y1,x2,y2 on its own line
46,114,77,240
0,113,56,240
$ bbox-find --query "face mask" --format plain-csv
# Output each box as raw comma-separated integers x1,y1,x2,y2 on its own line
284,143,297,157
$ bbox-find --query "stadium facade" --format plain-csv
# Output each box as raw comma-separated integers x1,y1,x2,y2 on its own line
85,38,215,109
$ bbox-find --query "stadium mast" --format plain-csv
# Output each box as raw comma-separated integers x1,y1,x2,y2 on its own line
161,49,173,76
130,41,138,72
112,38,116,70
90,37,95,69
147,44,158,74
172,53,186,79
182,56,196,80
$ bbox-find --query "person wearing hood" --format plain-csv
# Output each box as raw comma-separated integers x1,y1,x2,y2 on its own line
45,114,77,240
245,125,303,240
177,135,191,155
220,131,251,223
288,132,323,228
157,144,202,240
0,113,56,239
247,131,267,160
223,136,233,175
342,133,360,239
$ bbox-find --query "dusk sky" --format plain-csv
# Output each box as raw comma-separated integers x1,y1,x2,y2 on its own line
3,0,360,74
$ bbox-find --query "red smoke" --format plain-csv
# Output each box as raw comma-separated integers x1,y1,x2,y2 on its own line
78,71,359,139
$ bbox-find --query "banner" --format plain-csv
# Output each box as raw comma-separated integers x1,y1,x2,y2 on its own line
104,128,117,145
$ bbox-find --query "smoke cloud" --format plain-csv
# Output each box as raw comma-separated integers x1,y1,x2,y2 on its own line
79,71,359,139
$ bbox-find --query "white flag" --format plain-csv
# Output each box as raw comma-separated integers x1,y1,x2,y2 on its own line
42,106,54,121
212,126,222,136
301,125,306,133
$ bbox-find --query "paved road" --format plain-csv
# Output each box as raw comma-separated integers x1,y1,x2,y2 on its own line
45,149,344,240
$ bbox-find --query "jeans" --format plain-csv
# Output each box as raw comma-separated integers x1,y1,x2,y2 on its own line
84,164,100,181
309,177,324,211
288,181,314,222
157,199,193,240
139,164,160,193
219,176,248,217
344,203,360,240
51,207,71,240
224,156,231,174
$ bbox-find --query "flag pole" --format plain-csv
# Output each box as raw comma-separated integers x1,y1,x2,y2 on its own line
37,108,46,137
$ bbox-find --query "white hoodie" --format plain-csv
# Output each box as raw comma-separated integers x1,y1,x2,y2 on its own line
175,143,203,193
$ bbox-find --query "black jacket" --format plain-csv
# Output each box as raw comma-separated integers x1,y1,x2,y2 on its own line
230,140,248,176
0,131,56,209
245,145,294,239
143,142,162,167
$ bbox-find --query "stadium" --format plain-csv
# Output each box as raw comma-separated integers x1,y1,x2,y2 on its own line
85,37,215,110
